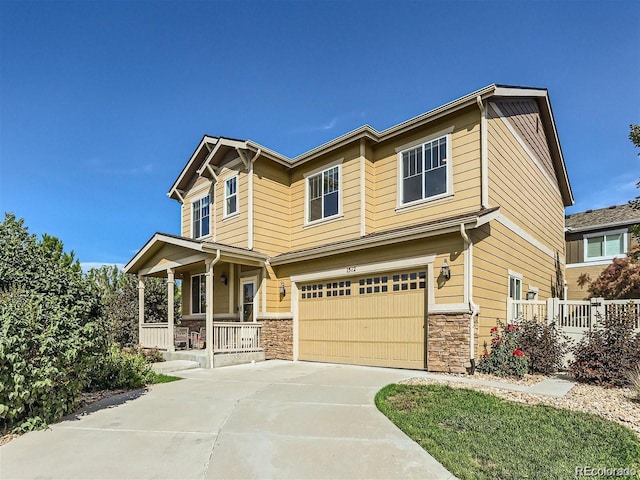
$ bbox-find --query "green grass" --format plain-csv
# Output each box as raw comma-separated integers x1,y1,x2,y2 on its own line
149,373,181,384
375,384,640,480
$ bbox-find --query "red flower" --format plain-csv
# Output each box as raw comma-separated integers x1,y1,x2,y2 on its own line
491,337,502,347
506,324,518,332
482,348,489,358
512,349,524,357
490,326,498,334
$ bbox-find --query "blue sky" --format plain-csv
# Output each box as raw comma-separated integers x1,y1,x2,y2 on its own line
1,0,639,269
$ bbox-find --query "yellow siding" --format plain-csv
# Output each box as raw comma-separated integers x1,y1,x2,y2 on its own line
289,144,362,250
181,176,212,239
364,143,376,234
253,158,291,256
473,221,560,357
487,103,565,255
373,109,481,232
215,166,249,248
264,264,291,313
276,233,465,306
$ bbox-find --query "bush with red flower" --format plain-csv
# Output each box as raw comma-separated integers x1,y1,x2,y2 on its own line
477,320,529,378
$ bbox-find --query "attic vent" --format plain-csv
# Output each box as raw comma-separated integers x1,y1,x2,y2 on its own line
586,210,593,213
608,205,617,209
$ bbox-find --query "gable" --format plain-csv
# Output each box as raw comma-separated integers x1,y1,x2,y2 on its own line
491,99,557,188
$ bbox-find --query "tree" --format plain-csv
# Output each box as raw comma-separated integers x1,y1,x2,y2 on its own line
86,265,181,347
0,213,106,431
586,244,640,299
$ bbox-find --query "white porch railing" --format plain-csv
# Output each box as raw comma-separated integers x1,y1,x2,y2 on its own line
140,323,171,350
214,322,262,353
139,322,263,354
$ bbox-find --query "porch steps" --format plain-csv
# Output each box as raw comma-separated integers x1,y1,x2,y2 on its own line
152,360,201,374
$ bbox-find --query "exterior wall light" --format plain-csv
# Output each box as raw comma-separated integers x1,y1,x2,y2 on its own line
440,260,451,280
220,273,228,285
279,282,286,297
526,290,537,300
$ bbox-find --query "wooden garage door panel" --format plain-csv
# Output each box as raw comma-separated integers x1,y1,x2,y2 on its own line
299,273,425,369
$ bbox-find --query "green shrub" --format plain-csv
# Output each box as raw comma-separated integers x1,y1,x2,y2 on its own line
0,214,105,432
477,320,529,378
87,345,155,390
569,308,640,387
122,345,164,364
517,318,571,374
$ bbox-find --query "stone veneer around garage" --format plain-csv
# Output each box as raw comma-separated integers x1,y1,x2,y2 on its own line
260,318,293,360
427,312,475,373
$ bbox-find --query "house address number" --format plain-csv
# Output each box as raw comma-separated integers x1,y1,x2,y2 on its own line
346,266,356,273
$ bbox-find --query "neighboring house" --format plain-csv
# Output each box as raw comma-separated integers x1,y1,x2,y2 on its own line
565,204,640,300
124,84,573,372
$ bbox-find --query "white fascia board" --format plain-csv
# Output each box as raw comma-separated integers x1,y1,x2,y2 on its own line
168,136,218,199
566,221,638,234
271,211,494,266
290,254,437,283
124,233,206,274
493,86,548,98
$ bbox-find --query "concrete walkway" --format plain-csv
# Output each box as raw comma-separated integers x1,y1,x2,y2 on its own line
0,361,458,480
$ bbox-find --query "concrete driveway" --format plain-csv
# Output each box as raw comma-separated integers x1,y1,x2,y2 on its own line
0,361,455,479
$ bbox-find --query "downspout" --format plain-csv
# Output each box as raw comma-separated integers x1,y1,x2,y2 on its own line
460,223,479,373
205,249,221,369
476,96,489,209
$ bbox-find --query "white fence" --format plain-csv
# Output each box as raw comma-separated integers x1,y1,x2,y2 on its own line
213,323,262,353
140,323,171,350
507,298,640,343
139,322,262,353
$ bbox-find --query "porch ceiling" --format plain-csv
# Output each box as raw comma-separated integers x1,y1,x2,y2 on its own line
124,232,268,276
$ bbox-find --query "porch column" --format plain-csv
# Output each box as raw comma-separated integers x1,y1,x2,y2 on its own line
138,275,145,346
205,258,214,368
167,268,175,352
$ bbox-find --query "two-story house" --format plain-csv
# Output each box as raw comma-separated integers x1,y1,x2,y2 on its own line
124,84,573,373
565,204,640,300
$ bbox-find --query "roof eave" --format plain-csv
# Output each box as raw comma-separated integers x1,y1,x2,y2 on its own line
270,207,499,266
167,135,218,201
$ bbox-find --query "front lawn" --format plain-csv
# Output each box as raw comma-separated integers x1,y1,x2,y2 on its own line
376,384,640,480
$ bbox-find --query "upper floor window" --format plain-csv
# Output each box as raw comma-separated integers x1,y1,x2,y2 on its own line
307,165,340,223
225,176,238,217
191,274,206,314
400,135,450,205
192,194,210,238
584,231,626,261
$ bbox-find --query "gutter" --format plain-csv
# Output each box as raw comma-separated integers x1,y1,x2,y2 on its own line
460,223,479,373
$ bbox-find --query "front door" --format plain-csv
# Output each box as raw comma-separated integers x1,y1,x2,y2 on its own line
240,278,256,322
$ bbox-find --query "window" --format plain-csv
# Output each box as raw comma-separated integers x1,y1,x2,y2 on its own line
509,275,522,301
191,274,206,314
224,176,238,217
584,232,626,261
400,135,449,205
307,165,340,222
192,194,210,238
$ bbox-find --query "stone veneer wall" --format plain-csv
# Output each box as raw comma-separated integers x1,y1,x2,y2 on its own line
427,312,474,373
179,318,204,334
261,319,293,360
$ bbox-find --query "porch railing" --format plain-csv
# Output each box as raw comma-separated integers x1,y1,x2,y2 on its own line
214,322,262,353
139,322,263,353
140,323,170,350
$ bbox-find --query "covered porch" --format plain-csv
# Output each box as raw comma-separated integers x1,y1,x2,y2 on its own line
124,233,270,368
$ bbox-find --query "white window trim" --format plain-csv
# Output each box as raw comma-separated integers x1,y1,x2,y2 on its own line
396,131,453,209
508,270,523,301
190,273,207,315
303,160,343,227
191,192,211,239
583,229,628,262
223,175,239,219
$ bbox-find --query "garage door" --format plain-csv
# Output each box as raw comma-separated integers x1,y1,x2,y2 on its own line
298,270,426,369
